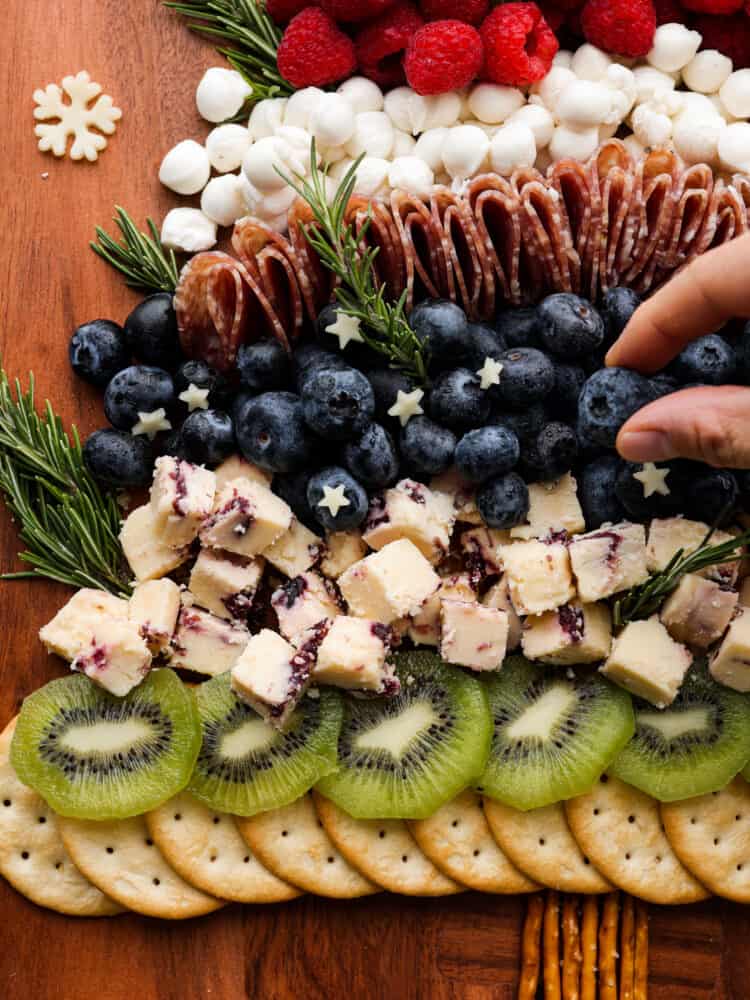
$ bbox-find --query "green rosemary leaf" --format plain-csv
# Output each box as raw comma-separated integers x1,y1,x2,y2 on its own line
91,206,180,293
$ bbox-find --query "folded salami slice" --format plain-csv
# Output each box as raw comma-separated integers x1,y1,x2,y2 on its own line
429,186,487,319
513,166,577,297
391,190,447,309
287,199,335,314
232,219,307,341
658,163,714,275
344,196,407,301
549,157,594,297
467,174,521,305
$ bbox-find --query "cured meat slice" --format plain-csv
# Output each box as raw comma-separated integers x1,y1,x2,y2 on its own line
430,186,487,319
467,174,521,305
232,219,306,340
513,167,577,296
590,142,635,294
345,197,407,301
391,190,448,309
658,163,714,275
621,150,681,293
549,157,594,296
287,199,335,314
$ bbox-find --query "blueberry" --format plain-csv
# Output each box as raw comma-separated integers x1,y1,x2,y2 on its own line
577,368,657,448
174,360,230,414
525,422,579,481
602,287,641,349
103,365,175,430
649,373,681,398
670,334,737,385
455,426,520,484
494,348,555,409
737,321,750,383
274,467,318,531
615,461,684,520
410,299,469,367
180,410,236,466
492,401,548,444
429,368,490,430
537,293,605,359
83,429,153,488
465,322,507,370
124,293,181,369
494,307,541,349
307,467,369,532
236,339,290,393
579,456,627,529
69,320,130,387
343,423,399,489
315,304,375,366
154,428,187,461
476,473,530,529
366,368,416,425
686,468,739,524
399,416,456,478
550,363,586,418
293,345,349,392
235,391,317,473
302,367,375,440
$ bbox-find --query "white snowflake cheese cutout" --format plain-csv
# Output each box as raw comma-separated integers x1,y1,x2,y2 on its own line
33,71,122,161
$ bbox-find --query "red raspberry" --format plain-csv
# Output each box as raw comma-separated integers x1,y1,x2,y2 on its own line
419,0,489,25
480,4,559,87
355,3,425,88
682,0,743,11
266,0,317,24
652,0,683,23
693,13,750,68
580,0,656,57
277,8,357,87
321,0,397,21
404,20,484,93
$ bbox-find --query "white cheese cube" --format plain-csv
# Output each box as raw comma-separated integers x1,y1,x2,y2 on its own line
510,473,585,541
263,518,324,578
710,608,750,692
232,628,313,729
522,602,612,665
271,572,341,640
214,454,272,492
647,518,741,586
363,479,456,564
189,549,264,621
71,620,152,697
482,578,522,652
150,456,216,548
39,589,129,661
128,579,181,654
440,600,508,671
430,467,482,524
170,605,249,676
460,526,514,583
120,503,191,582
501,540,576,616
660,574,738,649
569,522,648,603
409,572,476,647
320,531,367,578
305,616,398,693
200,479,292,557
339,539,440,624
601,618,692,707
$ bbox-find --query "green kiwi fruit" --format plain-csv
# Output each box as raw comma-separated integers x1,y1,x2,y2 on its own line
478,655,635,811
10,669,201,820
610,664,750,801
315,650,492,820
188,672,342,816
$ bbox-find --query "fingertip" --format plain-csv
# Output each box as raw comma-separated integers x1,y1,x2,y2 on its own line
616,429,674,463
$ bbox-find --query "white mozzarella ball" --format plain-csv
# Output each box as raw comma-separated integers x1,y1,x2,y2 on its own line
632,65,677,104
423,92,463,130
442,125,490,178
507,104,555,148
242,136,304,194
647,24,701,73
284,87,326,130
571,44,612,81
604,64,637,120
275,125,315,159
388,156,434,197
310,94,356,148
673,91,721,122
195,67,251,124
205,124,251,173
718,121,750,172
392,130,417,157
413,127,449,171
336,77,384,114
623,133,647,160
631,104,673,147
557,80,615,127
709,93,738,122
462,119,498,138
237,174,261,213
248,98,287,140
531,66,576,111
158,139,211,195
548,124,600,162
682,50,733,95
467,83,525,124
384,88,428,135
256,184,298,218
345,112,395,158
720,69,750,119
329,157,357,182
200,174,248,227
352,156,391,197
319,142,348,165
264,212,290,234
161,208,217,252
553,50,574,69
489,123,537,176
672,116,723,166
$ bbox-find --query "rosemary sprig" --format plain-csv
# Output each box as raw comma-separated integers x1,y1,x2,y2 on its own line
0,370,130,597
282,147,429,383
91,207,180,293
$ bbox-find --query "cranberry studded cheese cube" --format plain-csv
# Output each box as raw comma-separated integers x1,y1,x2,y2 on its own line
510,473,585,541
482,578,522,652
601,617,693,707
647,518,741,587
39,588,129,661
304,616,398,693
522,602,612,665
200,479,292,558
569,522,648,603
363,479,456,564
120,504,191,582
214,454,272,492
150,456,216,548
501,539,575,616
409,572,476,647
232,628,314,729
189,549,264,621
660,574,738,649
440,600,509,672
263,518,324,578
171,604,249,676
320,531,367,579
710,608,750,692
339,538,440,624
430,467,482,525
71,621,152,697
271,572,341,640
128,579,181,654
460,525,513,583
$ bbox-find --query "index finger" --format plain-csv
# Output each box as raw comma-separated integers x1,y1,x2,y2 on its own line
605,232,750,373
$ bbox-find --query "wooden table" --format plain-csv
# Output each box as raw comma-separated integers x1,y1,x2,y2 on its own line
1,3,749,997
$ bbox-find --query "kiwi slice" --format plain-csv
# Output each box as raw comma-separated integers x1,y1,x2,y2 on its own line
11,669,200,820
315,650,492,820
610,665,750,802
478,656,635,811
188,672,342,816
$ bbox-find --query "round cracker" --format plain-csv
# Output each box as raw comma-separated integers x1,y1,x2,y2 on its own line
146,792,301,904
483,797,612,894
565,775,709,905
314,792,463,896
0,719,121,917
236,793,379,898
409,790,539,893
57,812,225,919
661,777,750,903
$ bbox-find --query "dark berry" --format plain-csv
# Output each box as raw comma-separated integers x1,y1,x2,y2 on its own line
550,363,586,418
670,334,737,385
686,467,739,524
494,348,555,408
492,401,547,444
315,304,375,366
476,472,530,529
737,321,750,383
525,422,579,480
83,429,153,489
494,307,541,349
302,367,375,440
155,428,187,461
236,340,290,393
577,368,657,448
455,425,520,484
293,345,349,392
343,423,399,489
410,299,470,367
180,410,236,466
366,368,416,425
307,467,369,532
537,293,605,359
399,416,456,478
615,461,684,520
649,373,681,398
235,391,317,473
103,365,175,430
69,320,129,387
174,360,230,414
602,287,641,349
429,368,490,430
274,467,318,531
123,293,182,369
465,322,507,370
579,456,627,529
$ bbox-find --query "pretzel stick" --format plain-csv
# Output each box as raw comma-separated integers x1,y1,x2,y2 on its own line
619,895,636,1000
634,900,649,1000
580,897,598,1000
562,896,582,1000
599,892,620,1000
544,891,562,1000
518,894,544,1000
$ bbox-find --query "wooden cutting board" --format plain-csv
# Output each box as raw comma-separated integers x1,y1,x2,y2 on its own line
0,2,748,997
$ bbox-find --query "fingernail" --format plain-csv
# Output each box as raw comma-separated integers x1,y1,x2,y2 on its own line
617,430,673,462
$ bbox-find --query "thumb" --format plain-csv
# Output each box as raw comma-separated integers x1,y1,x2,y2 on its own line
616,386,750,469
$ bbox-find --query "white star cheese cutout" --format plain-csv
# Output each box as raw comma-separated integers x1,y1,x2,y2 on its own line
387,388,425,427
33,71,122,162
326,313,365,351
476,356,503,390
633,462,671,498
131,408,172,440
179,382,210,412
317,484,350,518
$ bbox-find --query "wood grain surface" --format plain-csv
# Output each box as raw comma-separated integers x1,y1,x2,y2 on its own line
0,3,748,998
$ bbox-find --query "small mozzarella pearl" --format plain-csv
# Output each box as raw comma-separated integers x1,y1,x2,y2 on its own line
531,66,577,111
623,134,647,160
673,92,723,123
548,124,600,162
392,130,417,157
345,112,394,158
557,80,615,127
384,88,428,135
489,123,536,176
242,136,304,194
320,142,348,165
571,44,612,81
672,116,723,166
205,124,251,173
275,125,315,158
682,49,733,95
352,156,391,197
631,104,673,147
553,50,574,69
718,121,750,172
647,24,701,74
423,92,463,130
336,77,384,114
200,174,248,227
632,65,676,104
413,127,449,171
467,83,525,124
329,157,357,182
237,174,261,213
720,69,750,118
310,93,356,148
263,211,290,234
195,67,251,124
255,184,298,218
442,125,489,179
161,208,217,252
650,89,687,118
388,156,434,197
507,104,555,148
709,93,738,123
158,139,211,195
248,98,287,140
462,119,498,138
284,87,326,130
604,64,637,119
